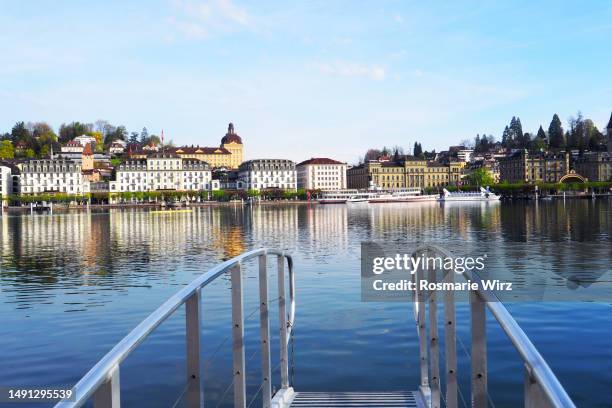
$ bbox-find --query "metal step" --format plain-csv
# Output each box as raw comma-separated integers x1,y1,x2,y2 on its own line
289,391,421,408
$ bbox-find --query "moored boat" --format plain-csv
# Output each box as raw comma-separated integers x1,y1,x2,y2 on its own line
318,190,358,204
437,186,500,202
368,188,423,203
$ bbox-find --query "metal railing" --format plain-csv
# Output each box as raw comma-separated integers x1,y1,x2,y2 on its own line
412,245,575,408
55,248,295,408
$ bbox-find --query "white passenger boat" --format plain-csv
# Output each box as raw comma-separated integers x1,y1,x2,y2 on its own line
347,192,377,203
437,186,501,202
318,190,358,204
368,188,424,203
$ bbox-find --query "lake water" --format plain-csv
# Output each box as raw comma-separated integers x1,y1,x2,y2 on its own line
0,200,611,407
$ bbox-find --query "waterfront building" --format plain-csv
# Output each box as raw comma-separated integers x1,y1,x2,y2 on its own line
169,123,244,169
17,159,90,195
498,150,570,183
213,168,245,190
296,158,347,190
108,152,213,193
238,159,296,191
574,152,612,182
347,156,464,189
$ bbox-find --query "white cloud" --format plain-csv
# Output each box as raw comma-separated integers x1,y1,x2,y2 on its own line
169,0,250,39
312,61,386,81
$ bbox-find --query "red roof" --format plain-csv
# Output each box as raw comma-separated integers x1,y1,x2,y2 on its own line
82,143,93,155
297,157,344,166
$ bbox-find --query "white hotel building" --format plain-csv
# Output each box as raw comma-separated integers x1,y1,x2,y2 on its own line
18,159,90,195
238,159,297,190
297,158,347,190
109,152,213,192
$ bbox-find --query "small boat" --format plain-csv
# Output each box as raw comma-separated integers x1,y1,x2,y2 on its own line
437,187,500,202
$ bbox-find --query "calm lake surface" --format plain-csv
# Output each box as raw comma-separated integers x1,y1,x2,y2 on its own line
1,200,611,408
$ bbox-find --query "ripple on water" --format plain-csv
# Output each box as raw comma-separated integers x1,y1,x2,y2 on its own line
0,202,610,406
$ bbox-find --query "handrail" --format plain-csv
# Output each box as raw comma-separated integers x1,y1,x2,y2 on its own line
55,248,295,408
411,244,575,408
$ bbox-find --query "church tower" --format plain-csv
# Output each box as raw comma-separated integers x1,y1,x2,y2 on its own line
220,123,244,169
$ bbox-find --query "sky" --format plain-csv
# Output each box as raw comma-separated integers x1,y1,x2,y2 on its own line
0,0,611,163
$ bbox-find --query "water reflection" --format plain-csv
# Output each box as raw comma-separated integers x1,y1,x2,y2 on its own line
0,200,611,407
1,200,609,305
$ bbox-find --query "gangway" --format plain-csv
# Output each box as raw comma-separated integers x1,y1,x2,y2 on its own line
54,247,575,408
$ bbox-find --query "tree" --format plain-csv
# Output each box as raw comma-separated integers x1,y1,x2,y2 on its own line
510,116,524,147
548,114,564,149
129,132,139,144
104,125,127,145
391,145,405,156
95,120,110,133
501,125,511,148
59,122,92,143
11,121,30,142
393,149,400,162
90,131,104,152
0,140,14,159
530,126,547,151
502,116,525,148
27,121,54,138
536,125,546,141
584,119,604,151
475,133,494,152
413,142,423,157
24,148,35,158
363,148,382,162
140,127,149,144
467,168,495,186
148,135,161,145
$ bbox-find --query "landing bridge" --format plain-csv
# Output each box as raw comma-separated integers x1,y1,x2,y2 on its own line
55,247,575,408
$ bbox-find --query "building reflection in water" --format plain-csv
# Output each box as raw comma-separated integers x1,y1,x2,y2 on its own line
0,200,609,304
301,204,348,258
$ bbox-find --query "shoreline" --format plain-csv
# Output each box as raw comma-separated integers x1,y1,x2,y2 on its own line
2,194,610,214
0,200,319,213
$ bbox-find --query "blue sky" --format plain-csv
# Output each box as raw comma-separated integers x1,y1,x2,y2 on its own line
0,0,611,163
